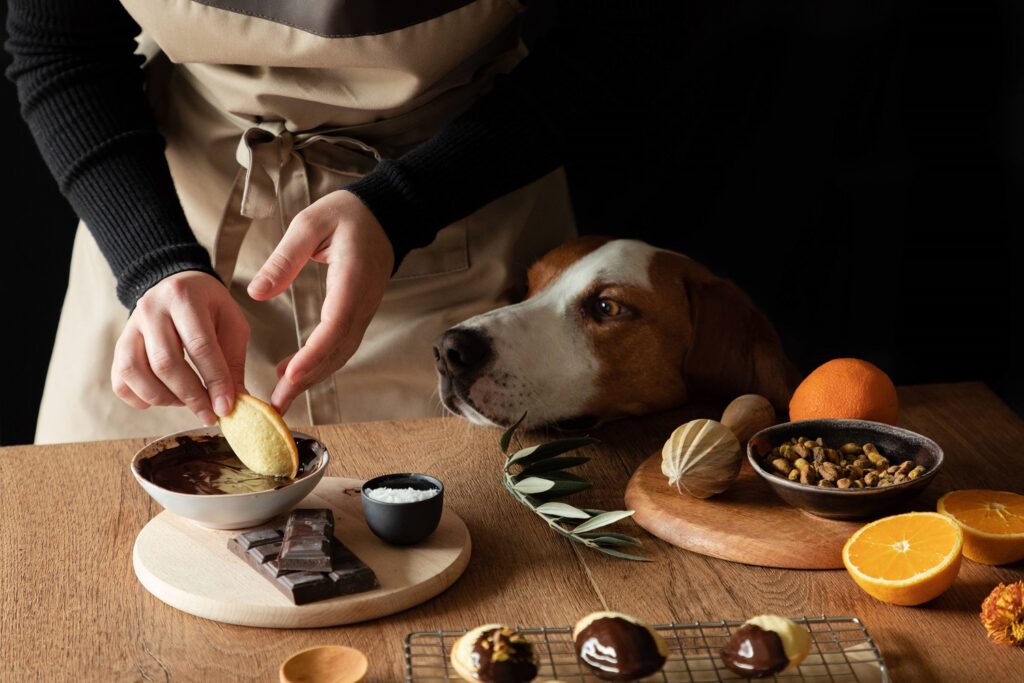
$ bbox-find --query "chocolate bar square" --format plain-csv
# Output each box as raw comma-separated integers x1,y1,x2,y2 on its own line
246,541,282,565
279,508,335,571
235,527,283,550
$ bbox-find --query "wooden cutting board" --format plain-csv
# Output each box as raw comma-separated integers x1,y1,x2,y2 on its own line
624,453,863,569
133,476,471,628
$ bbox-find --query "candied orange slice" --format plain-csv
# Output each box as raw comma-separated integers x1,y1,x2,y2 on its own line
842,512,963,605
938,489,1024,565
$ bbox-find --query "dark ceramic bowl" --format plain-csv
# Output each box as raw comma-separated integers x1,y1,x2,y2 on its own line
747,419,943,520
361,473,444,545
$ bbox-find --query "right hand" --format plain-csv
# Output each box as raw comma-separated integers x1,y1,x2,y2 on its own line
111,271,250,425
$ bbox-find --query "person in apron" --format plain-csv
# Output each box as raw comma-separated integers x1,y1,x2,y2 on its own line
10,0,579,442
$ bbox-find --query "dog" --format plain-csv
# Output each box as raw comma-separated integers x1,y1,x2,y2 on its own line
433,236,798,430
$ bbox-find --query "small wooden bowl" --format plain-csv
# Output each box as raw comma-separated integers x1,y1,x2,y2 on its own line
748,419,943,520
279,645,368,683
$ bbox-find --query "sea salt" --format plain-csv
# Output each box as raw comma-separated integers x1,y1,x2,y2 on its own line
365,486,440,504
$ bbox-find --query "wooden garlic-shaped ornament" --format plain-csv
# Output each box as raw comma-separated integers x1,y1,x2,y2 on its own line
661,394,776,499
661,420,741,499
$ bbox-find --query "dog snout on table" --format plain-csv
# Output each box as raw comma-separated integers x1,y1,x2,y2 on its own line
435,237,798,430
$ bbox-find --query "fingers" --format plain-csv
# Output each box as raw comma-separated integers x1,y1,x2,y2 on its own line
271,258,378,412
214,302,251,407
111,328,183,410
143,314,217,425
170,302,241,419
275,353,295,380
248,212,326,301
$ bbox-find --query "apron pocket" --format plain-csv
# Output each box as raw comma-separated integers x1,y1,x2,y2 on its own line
391,221,469,280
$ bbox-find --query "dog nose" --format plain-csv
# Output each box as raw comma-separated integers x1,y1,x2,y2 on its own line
433,328,492,377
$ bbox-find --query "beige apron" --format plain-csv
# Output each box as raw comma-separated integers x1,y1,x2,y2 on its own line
35,0,576,443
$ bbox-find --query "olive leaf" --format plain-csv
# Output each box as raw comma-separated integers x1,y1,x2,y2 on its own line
526,472,592,500
519,456,591,476
572,510,635,533
500,412,528,454
534,502,591,519
513,477,555,494
500,426,649,562
592,546,652,562
577,531,643,546
506,438,599,467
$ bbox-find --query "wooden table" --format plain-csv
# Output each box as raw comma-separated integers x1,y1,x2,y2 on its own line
2,382,1022,682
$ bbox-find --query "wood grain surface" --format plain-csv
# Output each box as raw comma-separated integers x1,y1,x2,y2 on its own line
1,383,1023,682
625,454,863,568
133,477,471,628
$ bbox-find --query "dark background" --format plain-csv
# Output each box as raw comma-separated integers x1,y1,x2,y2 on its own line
2,1,1020,444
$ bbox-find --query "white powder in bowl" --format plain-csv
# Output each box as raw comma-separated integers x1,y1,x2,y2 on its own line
365,486,440,504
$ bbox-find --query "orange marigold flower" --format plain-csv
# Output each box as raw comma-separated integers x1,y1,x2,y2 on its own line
980,581,1024,645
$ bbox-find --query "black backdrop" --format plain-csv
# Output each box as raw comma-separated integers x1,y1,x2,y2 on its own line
2,1,1020,445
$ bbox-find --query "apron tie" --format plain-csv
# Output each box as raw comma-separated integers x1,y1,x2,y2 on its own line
213,120,383,284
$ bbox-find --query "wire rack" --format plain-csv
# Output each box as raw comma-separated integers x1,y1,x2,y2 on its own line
405,616,888,682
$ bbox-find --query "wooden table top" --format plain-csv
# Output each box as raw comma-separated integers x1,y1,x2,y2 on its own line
2,382,1022,682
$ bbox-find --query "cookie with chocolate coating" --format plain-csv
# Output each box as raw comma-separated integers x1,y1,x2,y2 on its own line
572,611,667,681
451,624,538,682
720,615,811,678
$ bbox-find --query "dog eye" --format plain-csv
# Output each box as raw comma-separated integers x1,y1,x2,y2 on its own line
596,298,624,318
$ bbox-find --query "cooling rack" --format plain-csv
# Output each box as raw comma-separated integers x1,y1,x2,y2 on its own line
404,615,887,682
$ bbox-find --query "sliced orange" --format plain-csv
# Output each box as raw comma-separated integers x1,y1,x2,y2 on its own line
842,512,963,606
937,490,1024,565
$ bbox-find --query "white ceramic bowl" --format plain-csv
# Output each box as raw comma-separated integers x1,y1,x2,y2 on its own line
131,426,329,529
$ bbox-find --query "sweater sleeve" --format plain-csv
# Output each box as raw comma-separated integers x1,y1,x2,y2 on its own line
5,0,218,309
346,0,674,268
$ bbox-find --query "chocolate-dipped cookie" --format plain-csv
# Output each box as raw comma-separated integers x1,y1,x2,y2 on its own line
720,615,811,678
451,624,538,683
572,611,667,681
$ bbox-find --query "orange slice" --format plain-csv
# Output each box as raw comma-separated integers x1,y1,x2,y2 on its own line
218,393,299,478
842,512,963,606
937,490,1024,565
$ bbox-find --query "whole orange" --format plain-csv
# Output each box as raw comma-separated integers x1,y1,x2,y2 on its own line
789,358,899,424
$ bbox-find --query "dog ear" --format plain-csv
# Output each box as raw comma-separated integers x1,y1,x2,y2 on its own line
681,273,799,413
526,235,616,297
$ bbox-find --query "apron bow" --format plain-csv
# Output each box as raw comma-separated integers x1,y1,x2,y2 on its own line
214,120,383,284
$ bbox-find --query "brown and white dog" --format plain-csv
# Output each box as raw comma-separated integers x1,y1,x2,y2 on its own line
433,236,799,430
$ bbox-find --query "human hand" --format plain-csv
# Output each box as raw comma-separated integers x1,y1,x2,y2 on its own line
248,189,394,414
111,271,250,425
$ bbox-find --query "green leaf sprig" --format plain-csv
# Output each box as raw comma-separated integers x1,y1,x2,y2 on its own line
500,413,650,561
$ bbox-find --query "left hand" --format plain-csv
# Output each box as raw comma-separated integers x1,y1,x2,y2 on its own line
248,189,394,414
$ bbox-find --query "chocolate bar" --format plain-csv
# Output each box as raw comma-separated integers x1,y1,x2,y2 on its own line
279,508,335,572
227,512,378,605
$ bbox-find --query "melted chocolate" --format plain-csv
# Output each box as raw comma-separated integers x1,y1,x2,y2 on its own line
720,624,789,678
137,435,321,494
469,627,538,683
574,617,666,681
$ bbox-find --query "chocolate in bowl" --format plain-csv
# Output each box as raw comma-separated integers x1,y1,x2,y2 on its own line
131,427,330,529
137,434,323,495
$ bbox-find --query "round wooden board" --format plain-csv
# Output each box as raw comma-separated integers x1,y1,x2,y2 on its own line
624,453,862,569
133,477,471,628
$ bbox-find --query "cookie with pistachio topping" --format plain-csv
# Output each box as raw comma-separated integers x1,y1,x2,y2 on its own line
451,624,538,682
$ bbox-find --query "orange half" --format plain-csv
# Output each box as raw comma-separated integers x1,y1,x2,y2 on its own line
842,512,963,606
938,490,1024,565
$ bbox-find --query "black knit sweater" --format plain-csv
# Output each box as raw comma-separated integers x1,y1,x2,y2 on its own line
5,1,670,308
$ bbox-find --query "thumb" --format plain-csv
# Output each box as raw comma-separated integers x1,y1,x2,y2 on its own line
248,214,326,300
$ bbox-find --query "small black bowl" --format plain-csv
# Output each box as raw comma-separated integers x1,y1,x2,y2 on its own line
748,419,944,520
361,473,444,545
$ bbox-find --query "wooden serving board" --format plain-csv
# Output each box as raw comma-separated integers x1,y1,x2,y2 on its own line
624,453,862,569
133,477,471,628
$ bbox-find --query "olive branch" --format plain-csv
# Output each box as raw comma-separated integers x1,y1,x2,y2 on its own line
500,413,650,561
